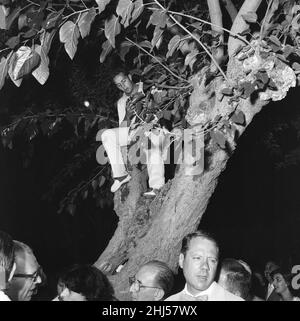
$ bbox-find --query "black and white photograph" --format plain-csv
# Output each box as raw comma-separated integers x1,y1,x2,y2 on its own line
1,0,300,307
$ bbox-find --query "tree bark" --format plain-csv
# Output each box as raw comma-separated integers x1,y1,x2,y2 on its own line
221,0,238,22
228,0,263,56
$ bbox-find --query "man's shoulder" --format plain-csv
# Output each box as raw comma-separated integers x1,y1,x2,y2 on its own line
211,282,244,301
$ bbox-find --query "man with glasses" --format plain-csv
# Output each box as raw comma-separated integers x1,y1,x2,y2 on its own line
129,260,174,301
6,240,45,301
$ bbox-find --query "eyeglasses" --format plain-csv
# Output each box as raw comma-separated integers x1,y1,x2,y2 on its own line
129,276,161,292
13,266,44,283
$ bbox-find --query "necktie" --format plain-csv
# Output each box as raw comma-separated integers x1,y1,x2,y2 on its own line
182,293,208,301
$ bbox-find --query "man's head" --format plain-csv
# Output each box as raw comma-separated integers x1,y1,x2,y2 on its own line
179,231,219,294
6,241,44,301
0,231,15,289
264,261,279,284
112,71,135,96
218,258,251,299
129,260,174,301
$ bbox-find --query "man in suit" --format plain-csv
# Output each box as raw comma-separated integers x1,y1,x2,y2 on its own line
165,230,243,301
96,70,165,197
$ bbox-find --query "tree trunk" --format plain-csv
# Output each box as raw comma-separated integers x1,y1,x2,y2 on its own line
93,0,294,300
94,61,267,300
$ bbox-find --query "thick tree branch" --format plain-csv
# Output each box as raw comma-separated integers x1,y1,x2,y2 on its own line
228,0,263,57
221,0,238,22
207,0,224,72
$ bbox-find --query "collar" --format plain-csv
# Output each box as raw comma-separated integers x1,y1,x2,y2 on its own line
183,281,216,298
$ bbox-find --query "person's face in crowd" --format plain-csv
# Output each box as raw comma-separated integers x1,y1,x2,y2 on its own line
7,252,42,301
264,261,278,284
58,287,86,301
179,237,218,295
113,73,134,96
129,265,164,301
272,273,289,295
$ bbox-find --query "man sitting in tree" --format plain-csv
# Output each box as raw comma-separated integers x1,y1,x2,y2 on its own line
96,70,166,197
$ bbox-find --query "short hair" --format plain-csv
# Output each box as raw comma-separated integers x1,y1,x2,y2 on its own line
180,230,219,257
143,260,174,298
111,69,129,80
59,265,116,301
220,258,251,299
0,231,15,281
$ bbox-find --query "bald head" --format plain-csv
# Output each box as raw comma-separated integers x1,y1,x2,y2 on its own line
130,260,174,301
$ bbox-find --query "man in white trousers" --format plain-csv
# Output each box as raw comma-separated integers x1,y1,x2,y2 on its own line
96,70,165,197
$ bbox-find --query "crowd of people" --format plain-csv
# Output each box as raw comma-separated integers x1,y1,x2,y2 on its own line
1,229,299,301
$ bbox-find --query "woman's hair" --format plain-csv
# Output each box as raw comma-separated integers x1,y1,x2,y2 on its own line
270,267,296,295
59,264,116,301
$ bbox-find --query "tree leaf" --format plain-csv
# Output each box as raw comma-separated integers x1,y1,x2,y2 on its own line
119,40,132,61
167,35,181,58
104,14,121,48
283,44,295,58
98,175,106,188
130,0,144,24
268,35,282,47
147,10,167,28
221,87,233,96
92,179,98,191
139,40,152,49
5,35,20,49
8,53,22,87
184,50,198,69
211,130,226,149
0,5,6,29
78,7,96,39
96,0,111,13
44,8,64,30
0,57,9,90
32,45,49,85
11,46,40,80
59,21,80,60
40,30,56,55
100,39,113,63
231,110,246,126
151,25,163,49
117,0,134,28
241,12,258,23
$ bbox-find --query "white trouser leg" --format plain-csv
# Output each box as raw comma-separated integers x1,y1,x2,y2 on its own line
101,127,129,178
145,130,165,189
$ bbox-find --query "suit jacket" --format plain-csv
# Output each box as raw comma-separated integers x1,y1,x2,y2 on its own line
117,82,144,126
165,282,244,301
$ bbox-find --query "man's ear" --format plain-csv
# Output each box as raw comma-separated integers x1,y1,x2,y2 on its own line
179,253,184,269
154,288,165,301
8,263,16,282
128,74,132,81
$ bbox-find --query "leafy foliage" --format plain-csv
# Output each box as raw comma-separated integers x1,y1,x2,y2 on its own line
1,0,300,216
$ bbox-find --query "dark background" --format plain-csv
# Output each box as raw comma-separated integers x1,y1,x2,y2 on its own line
1,44,300,299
